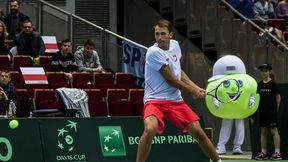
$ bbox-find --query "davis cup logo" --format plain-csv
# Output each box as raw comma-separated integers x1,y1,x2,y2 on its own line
57,120,77,152
98,126,126,157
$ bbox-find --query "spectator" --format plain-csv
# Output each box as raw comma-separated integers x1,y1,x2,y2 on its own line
254,0,282,42
0,21,12,61
74,39,105,73
0,9,5,19
216,119,244,155
2,0,30,40
275,0,288,30
230,0,254,19
254,0,276,20
50,38,78,81
0,70,16,116
13,20,45,65
254,63,282,160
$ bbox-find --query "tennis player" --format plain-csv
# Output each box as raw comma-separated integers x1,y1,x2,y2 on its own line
136,19,221,162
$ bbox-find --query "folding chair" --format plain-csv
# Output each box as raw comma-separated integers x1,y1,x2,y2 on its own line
72,72,95,89
267,19,286,31
115,72,138,91
0,55,12,70
129,89,144,116
94,73,116,97
15,88,30,100
10,71,25,89
39,55,52,72
47,72,69,89
34,89,60,110
26,84,49,98
84,89,108,117
107,89,132,116
13,55,33,70
33,89,64,117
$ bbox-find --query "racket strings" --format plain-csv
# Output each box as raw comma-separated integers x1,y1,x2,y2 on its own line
211,79,241,104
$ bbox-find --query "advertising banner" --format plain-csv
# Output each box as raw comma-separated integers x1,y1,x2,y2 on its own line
122,40,146,88
0,119,44,162
0,117,209,162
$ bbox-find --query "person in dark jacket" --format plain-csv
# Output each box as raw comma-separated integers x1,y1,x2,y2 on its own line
50,38,78,81
0,70,17,115
13,20,45,60
2,0,30,40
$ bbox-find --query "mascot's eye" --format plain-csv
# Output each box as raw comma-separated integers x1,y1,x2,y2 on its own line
237,80,243,87
223,80,230,87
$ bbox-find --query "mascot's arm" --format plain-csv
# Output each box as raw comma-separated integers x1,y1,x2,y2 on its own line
249,94,255,107
276,94,281,111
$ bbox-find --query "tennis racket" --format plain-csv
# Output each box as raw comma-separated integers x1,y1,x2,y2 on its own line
207,79,242,104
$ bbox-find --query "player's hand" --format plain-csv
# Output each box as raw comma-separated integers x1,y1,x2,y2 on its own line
191,87,206,99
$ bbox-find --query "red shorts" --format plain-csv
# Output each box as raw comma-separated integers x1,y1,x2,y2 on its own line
143,100,199,135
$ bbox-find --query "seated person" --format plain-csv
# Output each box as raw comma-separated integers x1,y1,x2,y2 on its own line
13,20,45,65
276,0,288,30
254,0,276,20
230,0,254,20
74,39,105,73
0,21,12,61
50,38,78,81
0,70,16,116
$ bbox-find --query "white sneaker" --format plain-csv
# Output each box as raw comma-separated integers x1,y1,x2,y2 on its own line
232,147,243,154
216,146,226,154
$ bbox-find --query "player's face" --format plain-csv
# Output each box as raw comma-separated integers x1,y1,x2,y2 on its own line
154,25,172,50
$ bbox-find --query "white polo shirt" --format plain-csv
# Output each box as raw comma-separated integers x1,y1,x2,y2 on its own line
144,39,183,103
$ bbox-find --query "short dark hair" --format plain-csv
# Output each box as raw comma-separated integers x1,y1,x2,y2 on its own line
0,70,11,78
62,38,72,44
153,19,172,33
84,39,95,47
22,19,32,26
10,0,20,6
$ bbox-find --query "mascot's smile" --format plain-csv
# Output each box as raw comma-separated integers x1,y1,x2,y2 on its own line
227,91,241,100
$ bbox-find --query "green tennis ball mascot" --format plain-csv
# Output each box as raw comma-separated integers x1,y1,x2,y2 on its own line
205,55,259,119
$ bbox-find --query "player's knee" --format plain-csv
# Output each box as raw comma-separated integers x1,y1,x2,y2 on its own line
187,125,206,141
143,126,157,137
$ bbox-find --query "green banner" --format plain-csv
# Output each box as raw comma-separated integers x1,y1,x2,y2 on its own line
0,117,209,162
0,119,44,162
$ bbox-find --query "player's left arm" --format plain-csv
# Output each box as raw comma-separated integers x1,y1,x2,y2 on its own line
180,70,206,98
275,93,281,111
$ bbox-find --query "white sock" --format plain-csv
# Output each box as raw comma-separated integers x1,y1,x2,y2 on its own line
217,159,222,162
275,148,280,153
261,148,267,154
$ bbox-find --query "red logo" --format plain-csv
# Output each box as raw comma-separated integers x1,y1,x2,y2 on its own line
172,54,177,61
